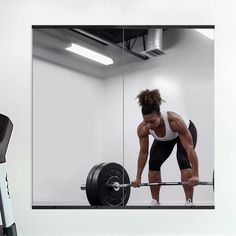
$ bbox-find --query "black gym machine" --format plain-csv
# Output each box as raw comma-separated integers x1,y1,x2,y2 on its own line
0,114,17,236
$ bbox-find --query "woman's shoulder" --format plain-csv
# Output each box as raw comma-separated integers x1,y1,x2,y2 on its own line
137,121,149,137
166,111,188,132
166,111,181,120
137,121,146,133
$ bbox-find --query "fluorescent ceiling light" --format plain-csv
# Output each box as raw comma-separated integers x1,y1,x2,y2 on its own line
66,43,113,65
195,29,214,40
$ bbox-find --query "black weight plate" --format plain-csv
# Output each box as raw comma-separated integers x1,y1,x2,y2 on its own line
95,162,131,206
86,163,105,205
88,163,108,205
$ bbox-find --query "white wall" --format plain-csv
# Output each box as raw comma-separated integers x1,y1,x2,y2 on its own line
1,1,236,236
102,74,123,164
33,57,105,205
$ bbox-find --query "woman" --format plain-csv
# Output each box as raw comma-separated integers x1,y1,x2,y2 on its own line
131,89,199,206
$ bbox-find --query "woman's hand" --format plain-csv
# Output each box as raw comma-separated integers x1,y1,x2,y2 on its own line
188,176,199,186
131,178,141,187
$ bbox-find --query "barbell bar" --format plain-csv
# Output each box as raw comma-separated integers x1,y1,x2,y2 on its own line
81,181,213,191
108,181,213,190
81,162,214,206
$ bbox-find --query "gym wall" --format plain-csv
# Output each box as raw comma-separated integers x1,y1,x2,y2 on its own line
33,57,105,205
1,1,236,236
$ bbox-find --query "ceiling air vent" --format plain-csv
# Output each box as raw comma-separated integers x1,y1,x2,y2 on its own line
141,29,164,57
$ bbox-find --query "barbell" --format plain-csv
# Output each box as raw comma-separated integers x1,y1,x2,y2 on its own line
81,162,214,206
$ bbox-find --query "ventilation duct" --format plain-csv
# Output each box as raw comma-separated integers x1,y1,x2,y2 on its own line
141,29,164,57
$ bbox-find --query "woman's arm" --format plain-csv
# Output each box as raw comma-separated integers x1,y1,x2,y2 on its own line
132,123,149,187
136,135,149,180
170,114,199,185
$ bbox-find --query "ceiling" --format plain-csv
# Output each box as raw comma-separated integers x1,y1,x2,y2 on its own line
73,27,148,44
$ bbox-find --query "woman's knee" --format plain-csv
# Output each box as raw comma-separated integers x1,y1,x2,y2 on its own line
149,170,161,181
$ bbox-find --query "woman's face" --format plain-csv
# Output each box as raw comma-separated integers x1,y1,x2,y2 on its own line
143,113,161,129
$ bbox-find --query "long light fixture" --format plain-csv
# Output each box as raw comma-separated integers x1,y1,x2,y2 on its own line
65,43,113,65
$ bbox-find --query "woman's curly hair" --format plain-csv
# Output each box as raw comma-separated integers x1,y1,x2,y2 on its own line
136,89,165,115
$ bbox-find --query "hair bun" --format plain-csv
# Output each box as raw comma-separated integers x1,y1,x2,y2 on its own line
136,89,164,107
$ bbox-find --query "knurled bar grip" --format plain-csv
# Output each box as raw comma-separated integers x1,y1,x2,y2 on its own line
109,181,213,188
81,181,213,190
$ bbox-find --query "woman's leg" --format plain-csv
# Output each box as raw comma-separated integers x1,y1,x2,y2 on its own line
177,120,198,202
148,170,161,203
149,139,176,203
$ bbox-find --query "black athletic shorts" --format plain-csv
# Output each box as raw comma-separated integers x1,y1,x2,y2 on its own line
149,120,197,171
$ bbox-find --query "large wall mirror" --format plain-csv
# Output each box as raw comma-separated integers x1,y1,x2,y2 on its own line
33,26,214,209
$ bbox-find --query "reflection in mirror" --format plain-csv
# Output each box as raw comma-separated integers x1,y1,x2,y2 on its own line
33,26,214,208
